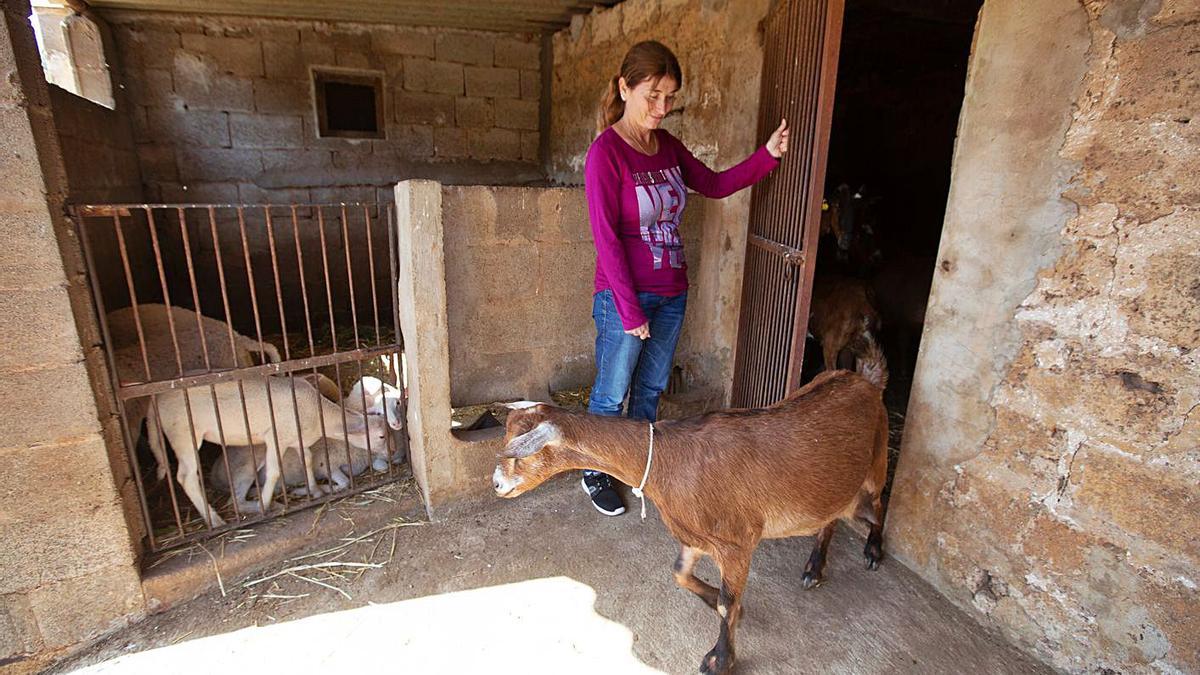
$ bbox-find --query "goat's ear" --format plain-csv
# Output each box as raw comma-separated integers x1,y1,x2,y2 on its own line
503,421,561,458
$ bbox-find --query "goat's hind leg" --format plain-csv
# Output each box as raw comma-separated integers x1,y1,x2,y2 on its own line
858,415,889,570
167,428,226,528
856,490,885,570
802,521,836,589
673,545,718,610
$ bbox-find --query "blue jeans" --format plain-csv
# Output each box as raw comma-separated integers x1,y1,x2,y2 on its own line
587,289,687,423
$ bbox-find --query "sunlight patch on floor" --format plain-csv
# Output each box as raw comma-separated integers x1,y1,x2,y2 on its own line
71,577,664,674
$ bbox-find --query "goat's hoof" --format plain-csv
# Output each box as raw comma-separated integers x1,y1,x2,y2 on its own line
864,543,883,570
801,572,823,590
700,647,733,675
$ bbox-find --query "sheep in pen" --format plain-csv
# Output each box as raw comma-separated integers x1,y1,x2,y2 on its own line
75,202,410,552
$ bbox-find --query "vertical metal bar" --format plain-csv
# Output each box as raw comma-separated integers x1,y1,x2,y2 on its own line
144,208,184,376
290,206,334,495
340,204,361,347
264,206,310,507
238,207,289,511
203,207,247,521
146,393,186,536
176,208,212,370
138,207,192,533
177,384,219,530
770,0,801,244
787,0,844,393
172,207,220,525
766,0,797,245
289,205,318,359
316,206,339,352
363,204,382,346
315,206,343,487
76,212,160,550
264,207,292,361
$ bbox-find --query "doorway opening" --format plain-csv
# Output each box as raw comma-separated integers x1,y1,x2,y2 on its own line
803,0,983,492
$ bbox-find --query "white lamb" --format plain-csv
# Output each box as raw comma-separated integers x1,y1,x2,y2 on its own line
208,430,392,515
344,376,404,431
107,304,280,480
147,374,388,527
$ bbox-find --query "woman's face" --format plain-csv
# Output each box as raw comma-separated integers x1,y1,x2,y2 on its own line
620,75,679,131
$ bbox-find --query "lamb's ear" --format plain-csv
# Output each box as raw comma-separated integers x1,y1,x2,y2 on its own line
344,413,367,434
503,421,561,459
504,400,545,411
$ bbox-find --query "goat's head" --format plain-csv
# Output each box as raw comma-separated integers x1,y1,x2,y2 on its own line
493,401,568,498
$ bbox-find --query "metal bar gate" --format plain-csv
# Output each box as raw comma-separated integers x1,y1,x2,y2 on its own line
732,0,844,408
71,202,410,554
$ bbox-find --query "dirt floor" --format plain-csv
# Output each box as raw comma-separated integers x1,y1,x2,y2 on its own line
51,474,1050,675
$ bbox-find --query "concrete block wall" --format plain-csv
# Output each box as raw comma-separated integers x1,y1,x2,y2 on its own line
547,0,773,401
441,185,707,407
102,11,545,207
887,1,1200,672
48,81,154,312
0,2,144,667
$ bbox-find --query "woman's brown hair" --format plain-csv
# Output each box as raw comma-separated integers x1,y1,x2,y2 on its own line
597,40,683,133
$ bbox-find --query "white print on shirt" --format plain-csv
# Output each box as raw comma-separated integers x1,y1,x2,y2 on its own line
631,166,687,270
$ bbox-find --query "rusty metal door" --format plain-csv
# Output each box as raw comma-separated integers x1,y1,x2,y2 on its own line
731,0,844,408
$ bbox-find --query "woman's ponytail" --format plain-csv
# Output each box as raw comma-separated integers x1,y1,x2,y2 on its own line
597,75,624,134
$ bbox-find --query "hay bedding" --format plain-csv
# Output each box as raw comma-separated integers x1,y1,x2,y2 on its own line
148,479,425,611
449,384,592,427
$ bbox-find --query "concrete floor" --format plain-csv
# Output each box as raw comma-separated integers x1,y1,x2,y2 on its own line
56,476,1049,675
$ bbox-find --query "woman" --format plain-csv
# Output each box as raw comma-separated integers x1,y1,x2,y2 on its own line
582,40,789,515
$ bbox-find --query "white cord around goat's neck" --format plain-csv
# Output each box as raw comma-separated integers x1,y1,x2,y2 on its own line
631,422,655,521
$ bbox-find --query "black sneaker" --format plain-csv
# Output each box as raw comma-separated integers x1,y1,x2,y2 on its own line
581,471,626,516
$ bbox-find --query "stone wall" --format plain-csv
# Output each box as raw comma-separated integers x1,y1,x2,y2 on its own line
102,10,545,206
547,0,772,401
0,2,144,666
887,0,1200,672
442,185,707,406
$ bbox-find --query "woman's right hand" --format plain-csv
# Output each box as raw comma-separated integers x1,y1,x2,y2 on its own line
625,322,651,340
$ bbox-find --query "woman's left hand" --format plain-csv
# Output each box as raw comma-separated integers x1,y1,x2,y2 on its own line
766,118,789,159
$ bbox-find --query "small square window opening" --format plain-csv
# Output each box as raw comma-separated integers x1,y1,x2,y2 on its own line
313,69,386,140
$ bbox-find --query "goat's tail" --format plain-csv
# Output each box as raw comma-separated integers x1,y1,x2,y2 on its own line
854,325,889,391
237,334,281,364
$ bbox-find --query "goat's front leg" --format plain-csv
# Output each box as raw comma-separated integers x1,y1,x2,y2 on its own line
673,545,718,610
802,521,837,589
702,546,752,675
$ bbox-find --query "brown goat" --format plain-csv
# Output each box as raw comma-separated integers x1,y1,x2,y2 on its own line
493,358,889,675
809,274,883,377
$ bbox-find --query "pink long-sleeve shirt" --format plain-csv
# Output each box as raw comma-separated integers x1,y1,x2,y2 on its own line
585,126,779,330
